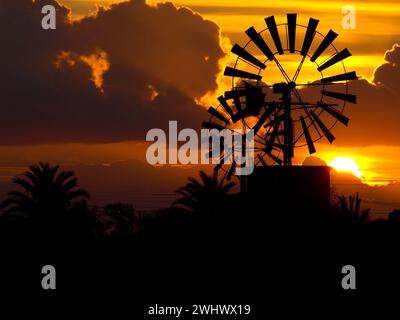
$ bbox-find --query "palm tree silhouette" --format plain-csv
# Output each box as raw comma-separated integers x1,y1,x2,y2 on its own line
337,192,370,224
173,170,235,216
102,203,137,237
1,162,90,221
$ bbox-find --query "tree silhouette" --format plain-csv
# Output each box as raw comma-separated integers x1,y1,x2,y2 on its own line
337,192,370,224
102,203,137,237
173,170,235,216
1,162,90,222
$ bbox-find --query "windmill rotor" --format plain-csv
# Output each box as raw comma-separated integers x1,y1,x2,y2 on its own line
202,13,358,182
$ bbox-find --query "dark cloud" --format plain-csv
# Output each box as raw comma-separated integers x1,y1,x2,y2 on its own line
297,43,400,147
373,44,400,90
0,0,224,144
334,44,400,146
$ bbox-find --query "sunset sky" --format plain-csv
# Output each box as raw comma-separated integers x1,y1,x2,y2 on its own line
1,0,400,215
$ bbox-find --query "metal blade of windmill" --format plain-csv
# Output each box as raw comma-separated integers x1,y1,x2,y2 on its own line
265,16,284,54
309,111,336,143
317,48,351,72
310,30,338,62
217,96,234,119
225,89,247,99
224,67,262,80
265,151,283,165
231,44,266,69
263,114,284,128
207,107,230,125
253,107,274,134
231,95,242,115
301,18,319,56
225,81,266,116
225,82,260,99
202,121,225,131
287,13,297,53
265,120,282,153
242,82,266,115
265,130,286,137
272,143,285,150
318,102,350,126
257,154,268,166
245,26,274,61
226,162,237,181
237,81,258,97
300,116,316,154
321,71,358,83
321,90,357,103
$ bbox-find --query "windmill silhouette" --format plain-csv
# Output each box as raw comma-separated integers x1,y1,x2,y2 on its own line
202,14,358,216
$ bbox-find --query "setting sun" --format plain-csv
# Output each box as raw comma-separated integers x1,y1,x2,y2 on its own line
329,156,364,179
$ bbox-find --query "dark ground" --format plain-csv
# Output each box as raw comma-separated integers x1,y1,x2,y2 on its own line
0,214,399,316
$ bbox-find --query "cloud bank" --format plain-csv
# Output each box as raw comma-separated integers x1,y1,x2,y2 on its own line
0,0,224,144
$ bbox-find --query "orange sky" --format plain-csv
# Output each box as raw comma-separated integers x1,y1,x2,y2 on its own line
65,0,400,77
58,0,400,183
1,0,400,215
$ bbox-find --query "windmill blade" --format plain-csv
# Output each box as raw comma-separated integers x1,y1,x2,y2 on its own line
265,151,283,165
309,111,336,143
225,89,247,99
321,90,357,103
217,96,234,119
245,26,274,61
265,120,282,152
265,16,284,54
310,30,338,62
321,71,358,83
225,82,266,116
257,154,268,166
301,18,319,56
318,102,350,126
317,48,351,72
207,107,230,125
273,143,285,150
226,93,242,113
202,121,225,131
244,86,266,116
226,162,237,181
253,108,273,134
300,116,316,154
224,66,262,80
225,82,260,99
265,130,286,137
263,114,284,128
287,13,297,53
231,44,266,69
